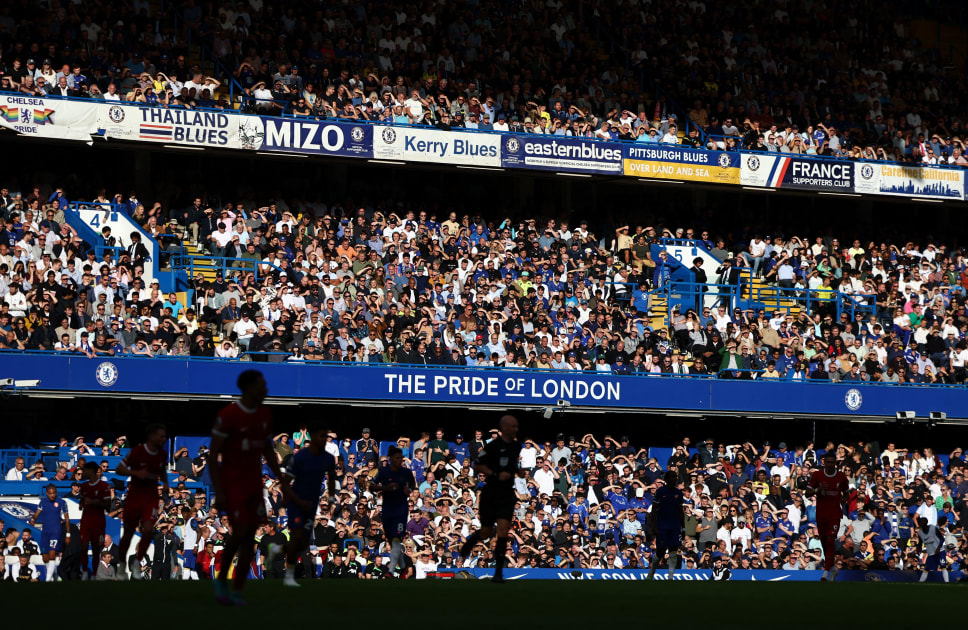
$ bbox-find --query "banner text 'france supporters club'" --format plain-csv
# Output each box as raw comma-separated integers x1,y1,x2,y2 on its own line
741,155,855,191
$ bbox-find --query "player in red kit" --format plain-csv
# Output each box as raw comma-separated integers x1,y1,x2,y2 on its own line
209,369,281,606
806,453,849,581
79,461,112,578
116,423,169,580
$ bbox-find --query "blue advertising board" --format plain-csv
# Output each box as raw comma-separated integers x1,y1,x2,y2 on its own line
741,154,855,191
457,568,956,582
0,354,964,419
501,135,623,175
253,117,373,157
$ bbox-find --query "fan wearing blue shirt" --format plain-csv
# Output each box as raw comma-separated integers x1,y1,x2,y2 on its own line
372,446,417,577
278,424,336,587
29,484,70,582
755,506,775,542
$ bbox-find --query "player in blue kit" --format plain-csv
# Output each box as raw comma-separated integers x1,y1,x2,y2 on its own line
28,484,70,582
371,446,416,577
278,424,336,587
647,471,685,580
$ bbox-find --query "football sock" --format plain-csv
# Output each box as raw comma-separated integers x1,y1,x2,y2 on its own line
390,541,404,573
941,569,949,583
919,571,928,583
494,537,509,578
668,553,679,578
46,560,56,582
460,532,482,557
285,567,295,580
136,535,151,560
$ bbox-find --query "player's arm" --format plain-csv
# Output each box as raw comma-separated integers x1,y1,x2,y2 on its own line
117,454,152,480
207,432,228,503
262,436,283,480
28,506,41,527
62,503,71,540
326,465,337,500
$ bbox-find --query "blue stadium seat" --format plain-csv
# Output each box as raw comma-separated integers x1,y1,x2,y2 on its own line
649,447,673,467
173,436,211,462
378,441,397,458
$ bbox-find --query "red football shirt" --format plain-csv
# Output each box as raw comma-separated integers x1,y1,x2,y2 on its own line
80,479,112,525
809,469,849,519
212,401,273,490
121,444,167,498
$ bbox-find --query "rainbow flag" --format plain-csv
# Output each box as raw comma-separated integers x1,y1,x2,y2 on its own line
0,106,18,122
33,108,54,125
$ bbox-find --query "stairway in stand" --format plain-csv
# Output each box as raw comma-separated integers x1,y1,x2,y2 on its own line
178,238,219,282
741,276,802,316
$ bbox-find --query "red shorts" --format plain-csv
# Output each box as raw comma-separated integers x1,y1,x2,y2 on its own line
79,519,106,547
816,513,840,538
123,493,159,527
223,488,266,530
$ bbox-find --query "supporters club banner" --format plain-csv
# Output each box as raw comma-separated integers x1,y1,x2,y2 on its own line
0,95,98,142
99,104,249,149
251,117,372,157
501,135,623,174
853,162,964,199
372,125,501,166
740,154,854,191
623,145,740,184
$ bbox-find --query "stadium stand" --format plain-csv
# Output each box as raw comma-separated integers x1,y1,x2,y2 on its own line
1,1,967,164
1,430,965,579
1,0,967,587
2,183,967,385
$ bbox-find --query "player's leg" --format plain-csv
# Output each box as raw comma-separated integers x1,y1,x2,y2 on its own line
79,526,95,578
41,535,59,582
817,518,836,579
462,491,496,559
667,541,681,578
460,525,489,560
648,546,667,580
230,523,258,601
117,506,137,580
132,516,156,578
492,518,512,583
90,535,104,580
284,526,308,586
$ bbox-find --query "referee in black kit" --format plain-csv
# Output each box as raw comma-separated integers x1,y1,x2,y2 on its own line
460,414,521,583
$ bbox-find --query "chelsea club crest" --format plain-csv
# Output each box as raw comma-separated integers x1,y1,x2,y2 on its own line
844,388,862,411
95,362,118,387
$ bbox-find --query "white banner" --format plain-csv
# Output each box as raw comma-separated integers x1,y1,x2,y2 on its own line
854,162,964,200
0,95,98,142
99,103,251,150
373,125,500,166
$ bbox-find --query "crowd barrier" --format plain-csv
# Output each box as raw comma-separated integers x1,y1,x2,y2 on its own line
0,353,964,418
2,96,964,201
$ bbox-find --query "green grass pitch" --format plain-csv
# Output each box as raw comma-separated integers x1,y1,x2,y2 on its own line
4,579,964,627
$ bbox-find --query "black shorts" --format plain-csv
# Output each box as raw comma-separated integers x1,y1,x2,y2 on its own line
479,486,516,525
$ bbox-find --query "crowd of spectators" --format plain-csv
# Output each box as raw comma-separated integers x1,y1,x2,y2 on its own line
3,183,968,384
2,429,966,578
1,1,967,165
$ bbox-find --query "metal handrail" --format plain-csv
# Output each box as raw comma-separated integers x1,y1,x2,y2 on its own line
169,253,285,283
